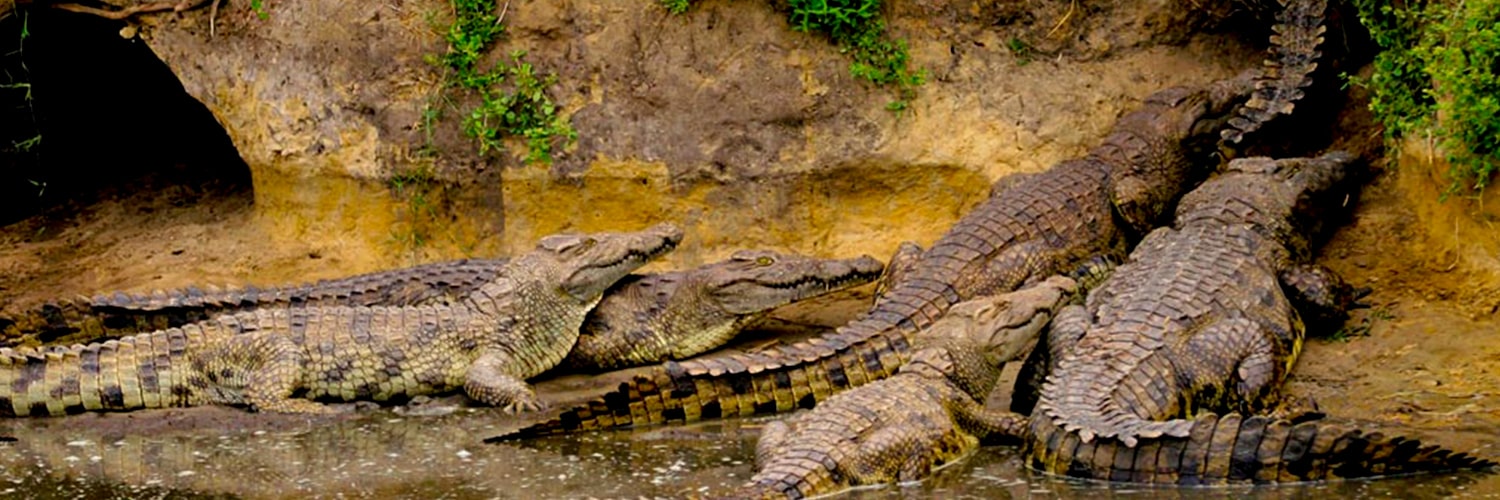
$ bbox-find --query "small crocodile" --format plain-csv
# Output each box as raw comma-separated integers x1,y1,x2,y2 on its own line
563,250,883,372
719,277,1076,500
0,258,510,348
0,224,683,416
494,74,1256,439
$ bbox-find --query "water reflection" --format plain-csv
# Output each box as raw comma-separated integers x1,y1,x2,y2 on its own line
0,410,1494,499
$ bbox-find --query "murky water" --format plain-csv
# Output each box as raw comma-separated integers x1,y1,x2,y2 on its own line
1,407,1494,499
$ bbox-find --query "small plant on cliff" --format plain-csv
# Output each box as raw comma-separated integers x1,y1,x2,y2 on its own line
1351,0,1500,193
428,0,576,165
660,0,925,113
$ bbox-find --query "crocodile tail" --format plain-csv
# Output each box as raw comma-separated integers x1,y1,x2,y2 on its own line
1220,0,1328,148
1,296,186,348
0,329,195,417
488,338,910,441
1028,412,1496,485
718,473,832,500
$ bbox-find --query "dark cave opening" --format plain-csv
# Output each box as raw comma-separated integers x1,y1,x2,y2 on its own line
0,8,252,226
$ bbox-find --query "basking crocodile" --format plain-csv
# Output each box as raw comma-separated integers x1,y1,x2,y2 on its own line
0,259,510,348
723,268,1490,498
1009,153,1492,483
563,250,883,372
719,277,1076,499
2,249,882,373
1033,153,1362,448
0,224,683,417
495,74,1257,439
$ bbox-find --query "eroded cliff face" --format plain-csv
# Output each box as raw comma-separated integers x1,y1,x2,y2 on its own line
3,0,1494,303
117,0,1250,273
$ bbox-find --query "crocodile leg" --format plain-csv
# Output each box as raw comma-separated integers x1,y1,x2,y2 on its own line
464,351,544,413
1278,263,1369,335
1011,304,1088,415
950,397,1027,443
236,335,334,414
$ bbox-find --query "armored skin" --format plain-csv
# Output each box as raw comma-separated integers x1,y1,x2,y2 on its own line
3,250,883,374
563,250,884,371
0,259,510,348
721,277,1077,500
0,224,683,416
1219,0,1332,151
1016,153,1494,482
495,74,1257,439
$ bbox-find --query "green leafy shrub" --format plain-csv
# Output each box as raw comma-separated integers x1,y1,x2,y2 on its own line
1352,0,1500,192
662,0,925,111
430,0,575,165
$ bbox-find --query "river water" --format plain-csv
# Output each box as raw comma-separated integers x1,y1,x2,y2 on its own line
1,406,1493,499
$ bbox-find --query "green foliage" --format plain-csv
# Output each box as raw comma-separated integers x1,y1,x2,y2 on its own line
1351,0,1500,192
1424,1,1500,191
387,164,438,248
462,51,578,165
659,0,692,15
3,12,40,179
250,0,270,20
662,0,925,111
1006,37,1033,66
428,0,575,165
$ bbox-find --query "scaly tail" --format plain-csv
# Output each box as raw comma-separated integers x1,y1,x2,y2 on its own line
0,259,509,348
487,338,910,442
1220,0,1328,149
0,297,189,348
0,329,200,417
1027,412,1495,484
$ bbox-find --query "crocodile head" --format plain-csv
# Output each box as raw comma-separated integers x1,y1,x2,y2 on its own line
1107,72,1258,235
916,276,1078,397
537,223,684,303
701,250,884,315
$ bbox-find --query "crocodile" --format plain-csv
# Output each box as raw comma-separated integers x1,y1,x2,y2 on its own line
725,270,1491,497
719,277,1075,500
492,74,1257,439
2,249,883,374
0,259,511,348
1032,153,1362,448
1007,153,1493,483
0,223,683,417
563,250,884,372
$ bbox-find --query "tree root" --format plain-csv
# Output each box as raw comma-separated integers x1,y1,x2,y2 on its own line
3,0,212,23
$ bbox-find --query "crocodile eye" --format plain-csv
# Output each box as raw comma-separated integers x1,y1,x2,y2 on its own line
581,238,597,250
755,256,774,266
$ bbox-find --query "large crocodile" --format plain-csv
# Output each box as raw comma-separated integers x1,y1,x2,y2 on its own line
0,224,683,417
495,75,1257,439
563,250,883,371
1007,153,1499,483
2,249,882,373
1034,153,1361,448
0,259,510,348
720,277,1076,499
